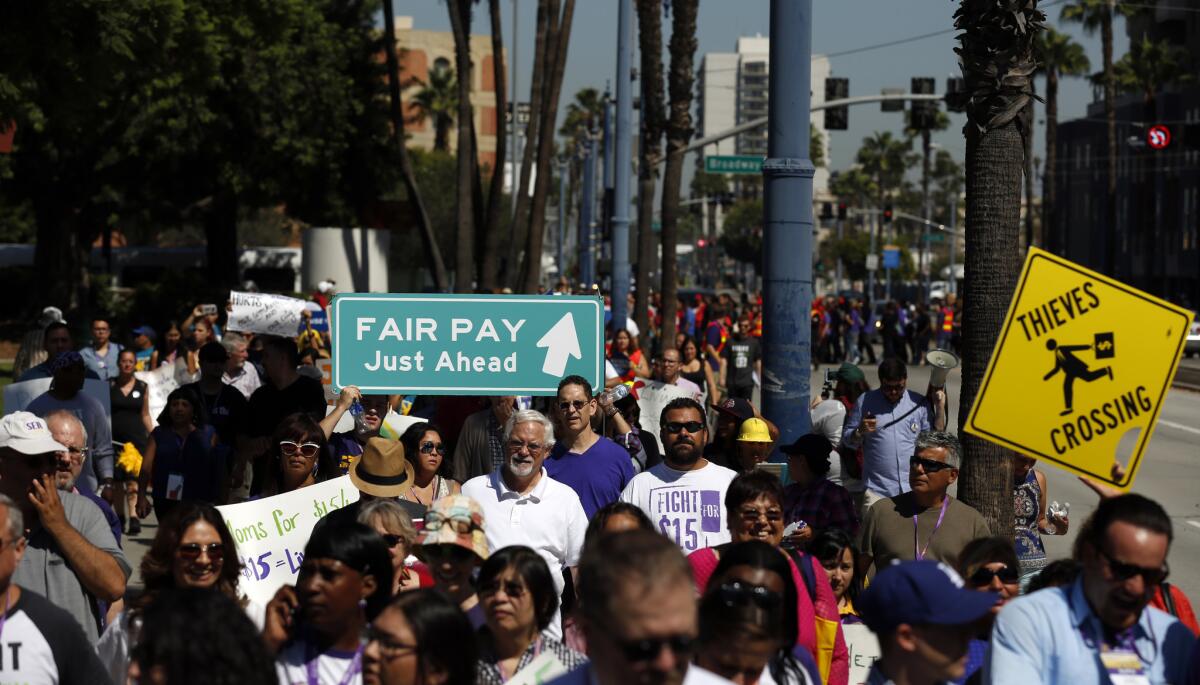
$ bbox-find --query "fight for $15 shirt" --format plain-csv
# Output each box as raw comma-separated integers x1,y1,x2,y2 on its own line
620,461,737,553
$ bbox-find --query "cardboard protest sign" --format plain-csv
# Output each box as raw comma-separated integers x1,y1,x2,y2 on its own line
635,380,695,453
4,379,112,417
217,476,360,605
227,291,308,337
843,624,881,685
135,363,179,421
964,248,1191,490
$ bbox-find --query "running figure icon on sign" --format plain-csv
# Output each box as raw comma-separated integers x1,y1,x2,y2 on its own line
1043,335,1114,416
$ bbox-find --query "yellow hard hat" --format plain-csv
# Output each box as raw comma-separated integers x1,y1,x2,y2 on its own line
737,418,772,443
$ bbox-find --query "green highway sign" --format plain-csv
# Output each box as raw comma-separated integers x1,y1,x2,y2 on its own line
704,155,763,175
332,294,603,395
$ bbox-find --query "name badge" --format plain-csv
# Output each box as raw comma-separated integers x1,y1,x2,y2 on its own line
166,473,185,501
1100,649,1150,685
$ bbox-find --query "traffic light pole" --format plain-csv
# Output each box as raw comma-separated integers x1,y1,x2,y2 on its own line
610,0,633,330
762,0,815,446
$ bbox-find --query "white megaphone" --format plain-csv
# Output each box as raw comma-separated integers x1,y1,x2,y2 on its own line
925,348,960,388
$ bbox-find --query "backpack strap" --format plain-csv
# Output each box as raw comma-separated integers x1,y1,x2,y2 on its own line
1161,582,1178,617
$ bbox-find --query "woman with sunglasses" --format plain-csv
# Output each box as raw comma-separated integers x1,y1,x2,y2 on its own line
264,520,393,685
697,541,818,685
136,386,222,521
476,546,587,685
98,502,259,683
364,589,477,685
952,537,1022,685
414,495,490,629
263,413,338,497
357,499,431,593
809,529,865,624
398,422,459,508
687,471,849,685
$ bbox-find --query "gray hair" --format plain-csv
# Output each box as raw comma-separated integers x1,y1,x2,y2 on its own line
45,410,87,445
915,431,961,468
0,494,23,541
504,409,555,445
356,498,417,548
221,332,248,353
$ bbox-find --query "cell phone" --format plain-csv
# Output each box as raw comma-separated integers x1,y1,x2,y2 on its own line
782,521,807,537
824,368,836,384
200,304,218,316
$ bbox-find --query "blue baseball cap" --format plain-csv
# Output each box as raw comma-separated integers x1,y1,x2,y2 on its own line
858,560,998,634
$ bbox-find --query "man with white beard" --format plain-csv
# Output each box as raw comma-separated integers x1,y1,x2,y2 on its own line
461,408,588,640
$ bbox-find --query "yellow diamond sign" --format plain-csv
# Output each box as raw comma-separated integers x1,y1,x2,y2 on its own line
964,248,1191,490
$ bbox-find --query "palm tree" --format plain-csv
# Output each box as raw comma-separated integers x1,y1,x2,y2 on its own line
855,131,913,210
635,0,665,333
1112,34,1194,105
953,0,1043,535
1061,0,1149,276
1035,27,1089,255
447,0,476,292
658,0,699,346
559,87,604,147
507,0,552,288
479,0,509,291
410,66,458,153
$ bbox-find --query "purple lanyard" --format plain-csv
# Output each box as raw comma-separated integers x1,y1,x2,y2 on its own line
913,496,951,561
305,643,363,685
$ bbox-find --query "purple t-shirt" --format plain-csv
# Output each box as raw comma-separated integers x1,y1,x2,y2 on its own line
546,436,635,518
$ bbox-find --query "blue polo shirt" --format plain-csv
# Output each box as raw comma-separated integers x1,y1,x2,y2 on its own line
842,389,933,497
546,436,635,518
988,577,1194,685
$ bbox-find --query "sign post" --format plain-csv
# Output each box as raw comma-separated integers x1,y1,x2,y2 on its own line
332,294,603,395
964,248,1191,490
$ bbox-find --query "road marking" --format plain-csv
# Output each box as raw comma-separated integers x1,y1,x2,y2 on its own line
1187,520,1200,531
1159,419,1200,436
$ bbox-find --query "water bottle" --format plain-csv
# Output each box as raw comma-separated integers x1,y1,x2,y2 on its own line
349,399,370,436
601,384,630,404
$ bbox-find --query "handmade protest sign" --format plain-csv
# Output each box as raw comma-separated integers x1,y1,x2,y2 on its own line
842,624,881,685
634,380,694,453
135,363,179,421
227,291,308,337
217,475,360,605
964,248,1191,490
4,379,112,417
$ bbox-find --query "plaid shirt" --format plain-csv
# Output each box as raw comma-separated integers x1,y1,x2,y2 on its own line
783,477,860,537
476,637,587,685
486,411,506,471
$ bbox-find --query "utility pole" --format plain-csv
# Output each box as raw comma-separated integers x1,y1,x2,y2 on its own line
834,215,844,294
582,132,598,286
762,0,815,444
610,0,633,330
602,89,615,236
948,194,958,295
557,159,568,278
867,207,877,302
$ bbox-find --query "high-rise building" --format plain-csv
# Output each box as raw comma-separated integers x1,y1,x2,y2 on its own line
698,36,832,195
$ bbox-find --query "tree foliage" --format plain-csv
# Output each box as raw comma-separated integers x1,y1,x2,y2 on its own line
1112,34,1194,103
411,64,459,152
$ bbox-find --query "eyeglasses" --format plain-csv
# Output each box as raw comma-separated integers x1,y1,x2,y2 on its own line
558,400,590,413
909,456,955,473
507,440,545,454
738,507,783,524
420,441,447,455
178,543,224,561
659,358,680,366
1099,547,1169,586
280,441,320,458
968,565,1019,586
365,626,419,659
57,445,88,461
613,634,695,664
664,421,705,435
423,514,478,535
480,580,528,599
881,382,906,393
382,534,406,548
716,580,782,610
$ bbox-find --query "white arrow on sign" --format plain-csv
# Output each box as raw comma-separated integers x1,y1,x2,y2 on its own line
536,313,582,377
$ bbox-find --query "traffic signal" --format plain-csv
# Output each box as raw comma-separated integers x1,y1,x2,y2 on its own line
911,77,937,129
837,202,848,221
945,76,967,113
883,204,894,223
697,238,707,248
820,202,834,220
825,77,849,131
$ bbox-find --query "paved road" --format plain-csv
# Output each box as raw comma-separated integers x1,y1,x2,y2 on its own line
120,356,1200,597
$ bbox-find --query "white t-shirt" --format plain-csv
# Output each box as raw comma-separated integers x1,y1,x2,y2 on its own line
620,461,737,553
276,640,363,685
810,399,864,493
461,468,588,639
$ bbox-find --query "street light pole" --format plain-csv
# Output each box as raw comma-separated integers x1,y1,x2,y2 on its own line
762,0,815,445
610,0,633,329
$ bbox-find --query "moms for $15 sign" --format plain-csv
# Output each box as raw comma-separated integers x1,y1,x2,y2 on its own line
332,294,603,395
965,248,1190,489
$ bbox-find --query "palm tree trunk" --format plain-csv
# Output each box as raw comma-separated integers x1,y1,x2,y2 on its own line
383,0,448,291
448,0,477,292
635,0,665,337
480,0,508,292
659,0,699,346
522,0,576,293
1024,97,1036,250
507,0,551,288
1102,7,1117,276
1043,69,1058,254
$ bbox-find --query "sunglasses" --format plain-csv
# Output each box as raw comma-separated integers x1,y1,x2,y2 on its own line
664,421,705,435
382,534,406,548
480,580,528,599
178,542,224,561
420,441,447,455
969,565,1019,586
1100,548,1169,586
558,400,590,412
280,441,320,458
424,515,477,535
909,456,955,473
716,580,782,610
614,634,695,664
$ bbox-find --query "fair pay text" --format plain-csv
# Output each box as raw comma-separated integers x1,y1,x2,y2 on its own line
355,316,526,373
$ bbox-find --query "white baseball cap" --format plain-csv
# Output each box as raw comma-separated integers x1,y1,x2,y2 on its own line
0,412,68,455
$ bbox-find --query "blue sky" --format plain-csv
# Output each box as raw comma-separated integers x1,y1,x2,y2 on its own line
394,1,1127,182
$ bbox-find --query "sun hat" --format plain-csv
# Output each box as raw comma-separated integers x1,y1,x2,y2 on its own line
348,437,415,498
415,495,489,562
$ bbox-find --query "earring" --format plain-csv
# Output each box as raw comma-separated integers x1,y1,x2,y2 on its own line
359,598,368,610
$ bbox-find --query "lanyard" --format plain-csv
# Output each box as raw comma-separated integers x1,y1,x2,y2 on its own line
913,496,951,561
497,638,542,683
305,643,363,685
